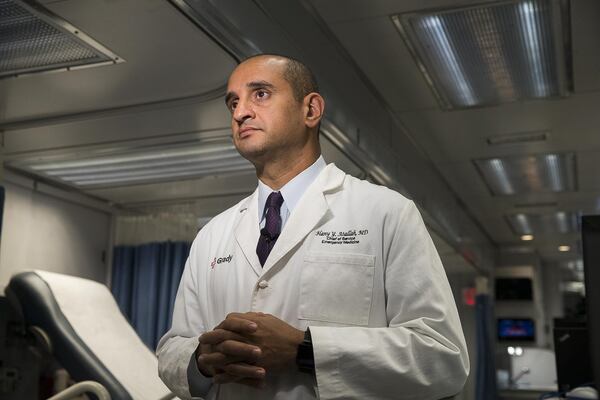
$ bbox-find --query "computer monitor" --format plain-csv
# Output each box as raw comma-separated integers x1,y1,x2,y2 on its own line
497,318,535,342
495,278,533,301
582,215,600,387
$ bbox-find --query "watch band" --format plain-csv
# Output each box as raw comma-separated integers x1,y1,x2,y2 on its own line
296,328,315,374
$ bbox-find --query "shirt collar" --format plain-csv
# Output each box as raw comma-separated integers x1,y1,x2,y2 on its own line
258,155,326,218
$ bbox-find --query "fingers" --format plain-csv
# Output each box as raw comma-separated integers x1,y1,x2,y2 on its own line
216,315,259,334
200,329,249,346
199,340,261,364
222,363,265,380
213,364,266,389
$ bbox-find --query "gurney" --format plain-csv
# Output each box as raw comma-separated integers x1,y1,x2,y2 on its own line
6,270,179,400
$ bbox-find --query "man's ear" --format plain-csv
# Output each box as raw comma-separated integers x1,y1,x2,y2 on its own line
304,93,325,128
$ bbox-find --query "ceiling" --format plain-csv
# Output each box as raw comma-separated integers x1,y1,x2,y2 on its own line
3,0,598,275
308,0,600,264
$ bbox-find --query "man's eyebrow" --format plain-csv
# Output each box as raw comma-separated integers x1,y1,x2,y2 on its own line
246,80,275,91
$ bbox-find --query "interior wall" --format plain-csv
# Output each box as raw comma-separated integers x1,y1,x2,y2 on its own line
447,271,477,400
0,180,111,293
494,264,547,347
494,250,548,348
540,261,565,350
114,214,200,246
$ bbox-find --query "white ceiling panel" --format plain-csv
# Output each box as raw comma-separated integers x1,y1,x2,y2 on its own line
576,151,600,191
327,17,437,112
3,97,231,155
398,91,600,163
570,0,600,93
310,0,496,24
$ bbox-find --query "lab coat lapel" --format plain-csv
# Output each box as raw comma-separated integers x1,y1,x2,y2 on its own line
234,190,262,277
262,164,346,273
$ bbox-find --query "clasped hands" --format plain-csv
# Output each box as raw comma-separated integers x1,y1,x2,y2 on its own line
196,312,305,388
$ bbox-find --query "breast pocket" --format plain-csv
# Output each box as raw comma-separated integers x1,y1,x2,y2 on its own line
298,252,375,326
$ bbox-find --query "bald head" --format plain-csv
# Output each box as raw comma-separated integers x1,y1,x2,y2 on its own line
240,54,319,102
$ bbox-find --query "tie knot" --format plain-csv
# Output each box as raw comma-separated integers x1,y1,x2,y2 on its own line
266,191,284,210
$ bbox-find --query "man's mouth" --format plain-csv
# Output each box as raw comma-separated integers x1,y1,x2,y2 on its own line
239,126,260,139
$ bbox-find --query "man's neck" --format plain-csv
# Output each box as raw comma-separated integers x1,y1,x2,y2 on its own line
255,151,321,190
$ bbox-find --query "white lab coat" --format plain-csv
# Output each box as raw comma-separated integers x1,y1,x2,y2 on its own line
156,163,469,400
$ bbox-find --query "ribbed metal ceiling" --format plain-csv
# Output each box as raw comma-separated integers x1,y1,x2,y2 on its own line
0,0,121,78
392,0,571,109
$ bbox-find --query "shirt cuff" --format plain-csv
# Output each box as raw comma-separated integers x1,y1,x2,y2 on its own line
309,326,345,399
187,342,213,397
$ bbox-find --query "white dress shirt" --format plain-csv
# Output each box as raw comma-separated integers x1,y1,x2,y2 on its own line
257,156,326,230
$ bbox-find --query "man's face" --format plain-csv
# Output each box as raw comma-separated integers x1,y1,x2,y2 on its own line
225,57,307,163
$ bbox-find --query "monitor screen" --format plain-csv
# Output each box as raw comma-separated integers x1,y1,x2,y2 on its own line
498,318,535,341
495,278,533,300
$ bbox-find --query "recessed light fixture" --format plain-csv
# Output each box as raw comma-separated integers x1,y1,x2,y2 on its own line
8,139,254,188
558,245,571,252
392,0,571,109
521,235,534,241
474,153,576,195
507,211,579,235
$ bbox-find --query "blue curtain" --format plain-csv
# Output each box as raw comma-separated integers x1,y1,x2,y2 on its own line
111,241,191,350
476,293,497,399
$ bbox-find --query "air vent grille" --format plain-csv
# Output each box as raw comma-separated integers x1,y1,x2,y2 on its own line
487,131,549,146
0,0,122,78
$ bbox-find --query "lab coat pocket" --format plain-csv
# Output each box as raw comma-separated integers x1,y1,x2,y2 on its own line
299,252,375,326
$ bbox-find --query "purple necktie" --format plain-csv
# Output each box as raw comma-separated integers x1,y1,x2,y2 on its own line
256,191,284,266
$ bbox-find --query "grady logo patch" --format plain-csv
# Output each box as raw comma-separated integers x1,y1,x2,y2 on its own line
210,254,233,269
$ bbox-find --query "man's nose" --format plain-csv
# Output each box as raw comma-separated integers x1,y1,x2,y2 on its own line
233,98,255,123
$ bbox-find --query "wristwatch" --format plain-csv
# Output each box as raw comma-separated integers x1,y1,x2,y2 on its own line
296,328,315,374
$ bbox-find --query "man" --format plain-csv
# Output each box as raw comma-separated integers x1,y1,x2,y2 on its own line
157,54,469,399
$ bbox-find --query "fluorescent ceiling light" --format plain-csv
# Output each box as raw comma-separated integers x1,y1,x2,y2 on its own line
507,211,579,235
560,281,585,295
521,234,534,241
558,245,570,252
9,139,254,188
563,260,583,272
1,0,122,78
474,152,576,195
392,0,571,109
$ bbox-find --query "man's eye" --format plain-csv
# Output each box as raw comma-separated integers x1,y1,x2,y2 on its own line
256,90,268,99
229,101,238,111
